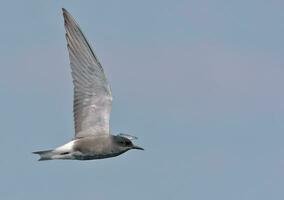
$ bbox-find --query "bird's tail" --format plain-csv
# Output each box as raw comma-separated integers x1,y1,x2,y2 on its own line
33,150,54,161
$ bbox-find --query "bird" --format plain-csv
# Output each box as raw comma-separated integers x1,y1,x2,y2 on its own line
33,8,144,161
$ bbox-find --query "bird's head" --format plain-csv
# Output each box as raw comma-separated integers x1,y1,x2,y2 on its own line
113,133,144,151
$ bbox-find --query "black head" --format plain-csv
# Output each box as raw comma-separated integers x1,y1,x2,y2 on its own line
114,135,144,150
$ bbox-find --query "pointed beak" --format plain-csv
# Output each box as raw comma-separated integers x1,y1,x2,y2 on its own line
132,145,144,150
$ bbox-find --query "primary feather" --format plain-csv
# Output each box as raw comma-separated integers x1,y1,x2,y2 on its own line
63,9,112,138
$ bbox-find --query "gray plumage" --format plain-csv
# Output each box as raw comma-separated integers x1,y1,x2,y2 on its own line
64,8,112,138
33,8,143,161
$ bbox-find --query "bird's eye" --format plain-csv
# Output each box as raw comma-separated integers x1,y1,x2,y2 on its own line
125,141,131,146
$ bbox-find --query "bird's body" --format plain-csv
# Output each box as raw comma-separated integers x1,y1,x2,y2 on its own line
35,135,137,161
34,8,143,161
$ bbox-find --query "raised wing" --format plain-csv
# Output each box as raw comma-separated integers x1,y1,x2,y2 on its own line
62,8,112,138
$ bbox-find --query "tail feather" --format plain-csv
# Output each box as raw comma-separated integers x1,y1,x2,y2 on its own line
33,150,54,161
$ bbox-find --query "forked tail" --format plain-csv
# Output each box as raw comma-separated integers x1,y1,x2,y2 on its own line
33,150,54,161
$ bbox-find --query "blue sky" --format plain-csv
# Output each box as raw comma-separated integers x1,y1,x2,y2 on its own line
1,1,284,199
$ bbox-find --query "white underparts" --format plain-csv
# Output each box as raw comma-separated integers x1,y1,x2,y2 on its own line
55,140,75,153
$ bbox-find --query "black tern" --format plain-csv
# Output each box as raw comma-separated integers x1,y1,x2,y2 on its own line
33,8,144,161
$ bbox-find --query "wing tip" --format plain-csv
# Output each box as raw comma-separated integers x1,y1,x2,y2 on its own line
62,8,72,22
62,8,68,14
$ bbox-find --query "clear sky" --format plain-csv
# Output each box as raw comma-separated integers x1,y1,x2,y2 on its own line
1,0,284,199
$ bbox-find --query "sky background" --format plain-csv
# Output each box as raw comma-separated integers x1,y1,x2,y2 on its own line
1,0,284,199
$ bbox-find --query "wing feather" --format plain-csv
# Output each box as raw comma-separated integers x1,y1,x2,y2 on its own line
62,8,112,138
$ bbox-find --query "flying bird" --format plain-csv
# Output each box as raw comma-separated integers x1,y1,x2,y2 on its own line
33,8,144,161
